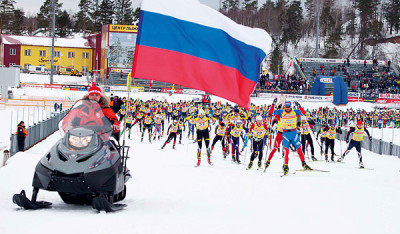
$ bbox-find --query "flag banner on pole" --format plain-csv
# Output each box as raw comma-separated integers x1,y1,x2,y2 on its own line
132,0,272,108
126,72,132,91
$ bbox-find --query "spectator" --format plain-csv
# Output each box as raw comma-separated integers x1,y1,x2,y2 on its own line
364,60,367,67
16,121,27,152
54,102,59,112
59,103,63,111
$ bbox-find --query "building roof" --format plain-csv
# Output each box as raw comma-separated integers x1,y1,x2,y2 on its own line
0,34,91,49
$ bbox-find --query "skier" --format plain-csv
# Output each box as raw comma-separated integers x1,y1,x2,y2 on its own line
247,115,269,170
186,109,215,166
141,113,153,142
299,116,317,161
338,120,372,168
227,120,247,164
324,123,342,162
268,99,312,175
161,120,179,149
316,124,328,155
210,122,228,157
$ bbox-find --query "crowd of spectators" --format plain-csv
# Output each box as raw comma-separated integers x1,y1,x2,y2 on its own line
299,59,399,95
257,73,310,94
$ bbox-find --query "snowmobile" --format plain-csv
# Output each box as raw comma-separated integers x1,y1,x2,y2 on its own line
12,100,131,212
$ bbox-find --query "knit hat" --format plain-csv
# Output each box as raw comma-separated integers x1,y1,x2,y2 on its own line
357,120,363,125
88,82,102,96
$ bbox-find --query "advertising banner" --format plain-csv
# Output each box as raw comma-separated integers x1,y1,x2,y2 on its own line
375,98,400,104
379,94,400,99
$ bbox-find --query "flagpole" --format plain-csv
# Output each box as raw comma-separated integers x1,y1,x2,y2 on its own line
122,72,132,143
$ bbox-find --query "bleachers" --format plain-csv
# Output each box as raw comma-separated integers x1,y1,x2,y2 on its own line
296,58,394,93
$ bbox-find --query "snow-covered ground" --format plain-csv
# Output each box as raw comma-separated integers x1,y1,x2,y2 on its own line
0,81,400,234
0,119,399,234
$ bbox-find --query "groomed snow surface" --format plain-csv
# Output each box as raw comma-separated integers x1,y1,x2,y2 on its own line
1,123,400,234
2,73,400,233
1,85,400,234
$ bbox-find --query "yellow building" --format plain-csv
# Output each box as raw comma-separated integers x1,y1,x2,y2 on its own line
0,34,94,74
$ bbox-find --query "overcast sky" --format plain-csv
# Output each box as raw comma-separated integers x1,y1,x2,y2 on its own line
15,0,224,15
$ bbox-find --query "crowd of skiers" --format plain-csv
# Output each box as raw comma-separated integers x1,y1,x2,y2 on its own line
113,96,377,174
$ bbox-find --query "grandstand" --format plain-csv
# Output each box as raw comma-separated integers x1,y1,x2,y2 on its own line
295,58,398,94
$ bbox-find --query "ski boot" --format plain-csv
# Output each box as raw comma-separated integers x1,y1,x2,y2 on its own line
264,160,271,172
302,161,313,170
283,164,289,175
236,156,241,164
158,136,160,140
232,156,236,163
311,155,317,161
331,155,335,162
258,161,262,169
207,150,212,165
149,135,152,143
161,144,165,150
247,161,253,170
153,136,156,141
173,144,175,149
359,161,364,168
337,156,345,162
128,135,131,139
141,136,144,142
179,140,182,144
196,150,201,167
325,154,328,162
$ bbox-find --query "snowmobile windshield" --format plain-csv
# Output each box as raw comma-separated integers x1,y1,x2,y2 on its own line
59,100,113,139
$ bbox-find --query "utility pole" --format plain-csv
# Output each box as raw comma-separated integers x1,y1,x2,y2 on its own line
315,0,321,58
50,0,56,84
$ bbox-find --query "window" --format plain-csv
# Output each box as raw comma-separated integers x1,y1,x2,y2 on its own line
39,50,46,57
9,63,16,66
24,64,30,70
36,67,42,71
54,51,61,57
82,66,88,74
82,52,89,59
24,49,31,56
53,65,60,71
10,49,16,55
68,52,75,58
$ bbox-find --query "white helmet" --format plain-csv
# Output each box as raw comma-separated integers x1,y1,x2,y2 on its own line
301,116,307,121
256,116,263,121
198,109,205,116
236,120,242,125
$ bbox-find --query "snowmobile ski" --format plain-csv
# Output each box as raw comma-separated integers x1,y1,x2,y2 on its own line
12,190,52,210
92,196,127,213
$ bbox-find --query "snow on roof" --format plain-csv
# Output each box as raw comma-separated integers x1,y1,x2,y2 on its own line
0,34,91,49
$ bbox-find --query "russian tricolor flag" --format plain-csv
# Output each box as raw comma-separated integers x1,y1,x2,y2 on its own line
132,0,272,108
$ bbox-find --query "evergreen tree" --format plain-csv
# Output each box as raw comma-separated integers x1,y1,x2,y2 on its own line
98,0,114,26
36,0,63,35
281,0,303,46
56,10,72,37
74,0,92,33
270,42,283,74
384,0,400,34
222,0,239,12
9,8,24,34
90,0,101,32
324,18,343,58
0,0,16,33
114,0,133,25
133,7,140,24
320,6,335,38
243,0,257,10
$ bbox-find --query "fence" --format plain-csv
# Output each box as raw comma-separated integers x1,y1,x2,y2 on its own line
9,109,70,157
314,123,400,158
